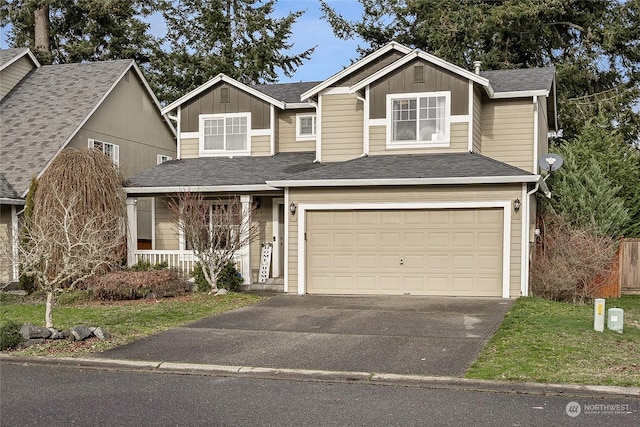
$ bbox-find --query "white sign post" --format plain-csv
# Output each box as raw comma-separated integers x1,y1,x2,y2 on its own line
258,243,272,283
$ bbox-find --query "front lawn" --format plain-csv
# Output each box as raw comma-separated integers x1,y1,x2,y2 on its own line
0,291,264,357
466,296,640,387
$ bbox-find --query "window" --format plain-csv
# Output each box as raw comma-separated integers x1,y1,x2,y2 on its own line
387,92,450,147
296,113,316,140
184,203,241,251
200,113,250,155
89,139,119,166
157,154,172,165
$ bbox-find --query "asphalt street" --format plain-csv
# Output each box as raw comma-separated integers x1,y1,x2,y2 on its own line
1,363,638,426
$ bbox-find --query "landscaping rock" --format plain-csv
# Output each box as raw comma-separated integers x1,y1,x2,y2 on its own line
215,288,228,296
20,324,51,340
69,325,93,341
47,328,66,340
93,327,111,340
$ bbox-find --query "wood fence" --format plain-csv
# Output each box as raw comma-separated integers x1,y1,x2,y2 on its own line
596,238,640,297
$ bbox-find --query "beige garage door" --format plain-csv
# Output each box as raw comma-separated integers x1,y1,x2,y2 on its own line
306,208,503,296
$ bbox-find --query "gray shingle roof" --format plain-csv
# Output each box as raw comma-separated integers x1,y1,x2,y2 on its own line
276,153,532,182
0,48,30,68
126,152,321,188
252,81,322,104
0,59,133,197
0,174,20,200
481,66,555,93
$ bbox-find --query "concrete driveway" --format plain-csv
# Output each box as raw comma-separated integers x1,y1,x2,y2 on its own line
97,295,514,376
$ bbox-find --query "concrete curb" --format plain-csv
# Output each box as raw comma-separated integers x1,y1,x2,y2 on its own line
2,354,639,398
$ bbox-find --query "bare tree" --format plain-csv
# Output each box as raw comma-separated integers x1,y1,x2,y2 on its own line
17,189,125,327
167,193,259,294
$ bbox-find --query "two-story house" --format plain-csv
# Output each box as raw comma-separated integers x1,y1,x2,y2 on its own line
0,48,176,285
126,42,556,298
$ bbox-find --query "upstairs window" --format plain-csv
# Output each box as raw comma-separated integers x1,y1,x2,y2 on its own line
387,92,450,148
89,139,119,166
200,113,251,155
296,113,316,140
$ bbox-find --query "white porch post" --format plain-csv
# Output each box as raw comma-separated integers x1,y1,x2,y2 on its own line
11,205,19,282
240,195,252,284
126,197,138,267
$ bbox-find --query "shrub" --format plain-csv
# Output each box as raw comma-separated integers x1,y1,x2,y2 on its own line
128,260,169,271
0,320,24,351
192,262,243,293
19,272,37,294
530,216,618,303
86,270,191,301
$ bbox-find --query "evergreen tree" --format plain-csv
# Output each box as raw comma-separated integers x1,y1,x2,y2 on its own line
0,0,160,65
147,0,314,103
321,0,640,143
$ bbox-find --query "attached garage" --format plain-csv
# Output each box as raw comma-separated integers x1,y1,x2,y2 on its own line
305,207,505,297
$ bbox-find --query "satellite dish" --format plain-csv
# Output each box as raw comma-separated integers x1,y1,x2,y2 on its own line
538,153,563,172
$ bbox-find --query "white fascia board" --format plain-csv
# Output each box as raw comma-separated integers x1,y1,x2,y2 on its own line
0,48,41,71
300,42,413,101
0,198,25,205
284,102,315,110
491,90,549,99
349,50,490,93
125,184,279,194
267,175,539,188
161,74,285,115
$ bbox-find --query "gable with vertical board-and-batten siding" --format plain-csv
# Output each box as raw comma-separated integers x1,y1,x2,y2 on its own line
480,98,534,172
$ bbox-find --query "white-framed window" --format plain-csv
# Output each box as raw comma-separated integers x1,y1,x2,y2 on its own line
296,113,316,140
184,202,241,251
199,113,251,156
89,139,119,166
157,154,172,164
386,92,451,148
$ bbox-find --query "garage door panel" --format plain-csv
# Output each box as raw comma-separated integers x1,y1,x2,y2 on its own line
306,208,503,296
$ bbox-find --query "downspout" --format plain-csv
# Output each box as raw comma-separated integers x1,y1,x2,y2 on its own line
311,98,320,163
358,88,369,157
522,177,551,295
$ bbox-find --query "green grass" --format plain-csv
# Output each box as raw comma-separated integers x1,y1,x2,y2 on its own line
466,295,640,387
0,291,264,357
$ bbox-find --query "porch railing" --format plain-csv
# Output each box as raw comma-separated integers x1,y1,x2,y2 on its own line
133,250,244,278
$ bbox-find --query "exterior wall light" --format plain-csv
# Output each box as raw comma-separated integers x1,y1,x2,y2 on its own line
513,198,521,213
289,202,297,215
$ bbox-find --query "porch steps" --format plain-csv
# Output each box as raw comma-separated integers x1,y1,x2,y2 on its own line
241,277,284,293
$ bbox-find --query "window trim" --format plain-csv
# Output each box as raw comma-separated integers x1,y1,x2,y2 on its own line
199,112,251,157
386,91,451,149
157,154,172,165
88,138,119,166
295,113,317,141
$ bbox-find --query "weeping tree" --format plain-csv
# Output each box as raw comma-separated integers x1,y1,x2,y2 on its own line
18,148,126,327
167,193,259,294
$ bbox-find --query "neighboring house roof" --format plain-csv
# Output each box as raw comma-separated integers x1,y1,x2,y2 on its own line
267,153,538,187
252,81,321,106
125,152,323,193
0,48,40,71
1,59,173,198
0,174,23,204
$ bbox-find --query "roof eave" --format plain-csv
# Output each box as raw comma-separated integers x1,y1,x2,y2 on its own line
491,90,549,99
0,198,25,205
125,184,280,194
267,175,539,188
284,102,316,110
301,42,414,101
161,74,286,115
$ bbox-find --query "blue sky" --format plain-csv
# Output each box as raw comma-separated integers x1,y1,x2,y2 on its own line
0,0,365,83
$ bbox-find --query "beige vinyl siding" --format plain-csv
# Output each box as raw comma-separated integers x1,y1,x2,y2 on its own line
154,197,179,250
277,109,316,153
320,93,364,161
287,185,523,297
0,205,13,283
368,122,469,155
180,138,199,159
67,69,176,179
537,96,549,172
0,56,35,99
472,87,482,152
251,135,271,156
480,99,534,172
